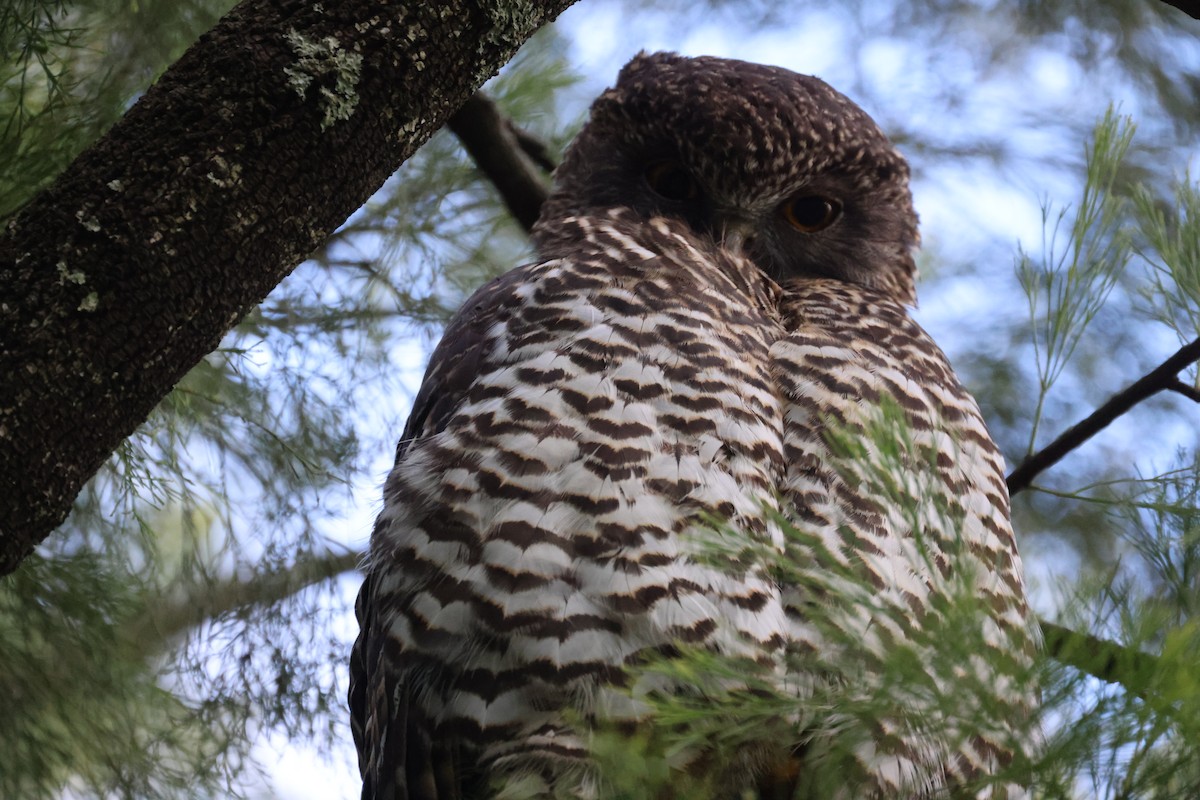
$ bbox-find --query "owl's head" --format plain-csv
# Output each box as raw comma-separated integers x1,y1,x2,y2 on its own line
533,52,920,305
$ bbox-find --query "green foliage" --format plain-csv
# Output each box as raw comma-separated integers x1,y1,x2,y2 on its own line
587,412,1200,800
1017,109,1135,455
0,0,80,218
0,0,235,221
1030,457,1200,798
1136,174,1200,345
1001,113,1200,797
0,554,236,799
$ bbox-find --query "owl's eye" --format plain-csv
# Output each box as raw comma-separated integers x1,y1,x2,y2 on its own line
782,195,842,232
644,161,699,201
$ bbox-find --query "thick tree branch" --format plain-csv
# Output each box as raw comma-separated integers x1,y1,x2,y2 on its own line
1007,337,1200,496
448,91,554,231
0,0,576,574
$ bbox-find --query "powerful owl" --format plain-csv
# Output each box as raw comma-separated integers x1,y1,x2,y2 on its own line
351,52,1037,799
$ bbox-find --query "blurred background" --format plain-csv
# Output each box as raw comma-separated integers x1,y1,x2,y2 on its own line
3,0,1199,796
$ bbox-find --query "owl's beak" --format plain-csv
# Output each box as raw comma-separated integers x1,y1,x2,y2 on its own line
718,218,756,256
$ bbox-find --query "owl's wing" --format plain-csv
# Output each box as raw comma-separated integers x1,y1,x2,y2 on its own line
775,281,1037,795
349,264,541,800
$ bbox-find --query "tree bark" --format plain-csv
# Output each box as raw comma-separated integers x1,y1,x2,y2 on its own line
0,0,575,575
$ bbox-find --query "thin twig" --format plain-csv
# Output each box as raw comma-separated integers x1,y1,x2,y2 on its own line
1007,336,1200,496
447,92,554,233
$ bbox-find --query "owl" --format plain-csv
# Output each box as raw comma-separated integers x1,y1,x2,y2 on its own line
350,52,1037,799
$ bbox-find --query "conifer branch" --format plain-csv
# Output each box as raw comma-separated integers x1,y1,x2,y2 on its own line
1007,336,1200,496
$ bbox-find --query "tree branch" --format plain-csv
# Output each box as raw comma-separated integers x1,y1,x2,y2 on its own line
1167,377,1200,403
123,550,1168,712
122,549,361,650
447,91,554,232
1007,337,1200,496
0,0,576,574
1039,620,1158,701
1158,0,1200,21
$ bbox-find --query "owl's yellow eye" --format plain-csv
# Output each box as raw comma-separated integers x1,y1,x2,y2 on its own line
782,195,842,232
644,161,699,201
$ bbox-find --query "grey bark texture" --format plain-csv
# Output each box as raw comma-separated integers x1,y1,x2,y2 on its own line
0,0,576,575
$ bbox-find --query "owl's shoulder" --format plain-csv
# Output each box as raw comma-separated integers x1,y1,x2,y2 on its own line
778,278,967,395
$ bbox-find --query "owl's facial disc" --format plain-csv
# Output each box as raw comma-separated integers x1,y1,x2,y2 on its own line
641,159,847,280
534,52,922,305
639,155,856,277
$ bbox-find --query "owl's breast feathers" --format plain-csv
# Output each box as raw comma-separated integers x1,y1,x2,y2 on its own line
351,211,1036,799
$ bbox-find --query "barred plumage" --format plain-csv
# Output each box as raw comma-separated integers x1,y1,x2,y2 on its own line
351,51,1037,799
